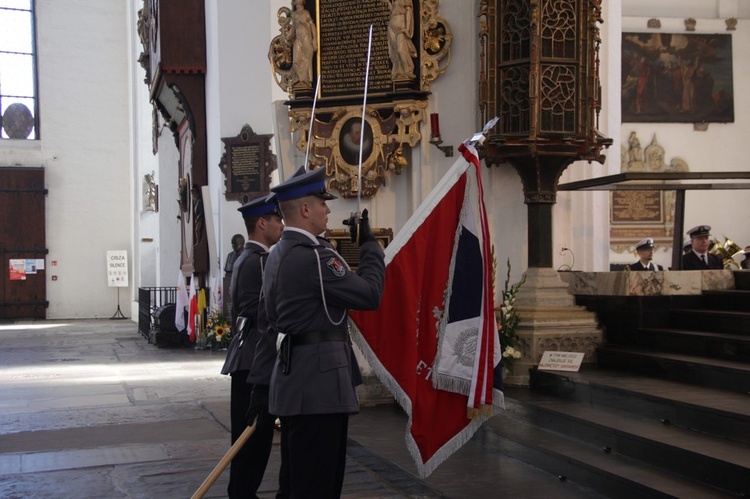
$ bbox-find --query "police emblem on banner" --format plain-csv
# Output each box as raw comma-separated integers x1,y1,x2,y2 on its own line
326,257,346,277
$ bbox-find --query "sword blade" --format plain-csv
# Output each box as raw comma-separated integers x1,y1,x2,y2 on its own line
304,75,322,169
357,24,373,214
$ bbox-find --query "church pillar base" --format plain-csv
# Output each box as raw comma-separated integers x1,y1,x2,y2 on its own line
504,268,603,386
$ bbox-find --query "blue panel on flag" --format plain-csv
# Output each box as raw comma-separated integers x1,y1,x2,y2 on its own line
447,228,482,322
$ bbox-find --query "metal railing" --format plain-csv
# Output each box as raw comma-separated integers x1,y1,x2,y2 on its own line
137,287,177,341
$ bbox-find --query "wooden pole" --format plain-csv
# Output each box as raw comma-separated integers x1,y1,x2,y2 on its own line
191,421,257,499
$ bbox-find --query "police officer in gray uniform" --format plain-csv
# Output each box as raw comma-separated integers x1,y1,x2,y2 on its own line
256,166,385,498
220,194,283,498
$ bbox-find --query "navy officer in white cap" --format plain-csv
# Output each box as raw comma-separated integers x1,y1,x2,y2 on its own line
682,225,723,270
220,193,284,498
255,165,385,498
626,237,662,271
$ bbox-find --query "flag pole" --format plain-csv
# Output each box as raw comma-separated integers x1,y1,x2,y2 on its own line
191,420,257,499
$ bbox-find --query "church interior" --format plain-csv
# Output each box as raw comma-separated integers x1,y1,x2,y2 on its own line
1,0,749,496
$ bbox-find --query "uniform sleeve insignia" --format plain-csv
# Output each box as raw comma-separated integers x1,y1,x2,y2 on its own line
325,257,346,277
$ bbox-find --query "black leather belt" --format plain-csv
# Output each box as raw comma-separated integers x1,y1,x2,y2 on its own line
289,330,348,346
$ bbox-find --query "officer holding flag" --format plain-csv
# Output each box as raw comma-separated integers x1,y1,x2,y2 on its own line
252,166,384,497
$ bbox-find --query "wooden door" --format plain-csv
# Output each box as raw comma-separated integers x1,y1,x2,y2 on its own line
0,167,47,319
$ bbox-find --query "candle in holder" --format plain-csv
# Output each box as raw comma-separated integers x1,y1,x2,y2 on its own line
430,113,441,139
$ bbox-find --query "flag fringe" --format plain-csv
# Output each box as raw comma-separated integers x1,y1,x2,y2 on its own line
432,374,471,395
350,318,505,479
348,144,505,479
349,318,414,416
408,390,504,479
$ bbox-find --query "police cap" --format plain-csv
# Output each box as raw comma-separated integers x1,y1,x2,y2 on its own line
272,166,337,202
237,193,280,219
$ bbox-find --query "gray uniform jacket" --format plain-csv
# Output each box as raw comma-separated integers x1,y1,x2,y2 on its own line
220,241,268,375
263,229,385,416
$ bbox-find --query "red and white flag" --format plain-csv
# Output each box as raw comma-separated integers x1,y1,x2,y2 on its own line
212,271,223,313
175,270,189,332
350,140,502,478
187,275,197,343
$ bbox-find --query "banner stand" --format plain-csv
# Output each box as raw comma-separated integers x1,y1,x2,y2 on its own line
110,288,127,320
106,250,129,320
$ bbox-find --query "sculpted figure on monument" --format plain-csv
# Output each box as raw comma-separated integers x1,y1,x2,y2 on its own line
387,0,418,80
645,136,665,171
287,0,316,87
627,131,643,165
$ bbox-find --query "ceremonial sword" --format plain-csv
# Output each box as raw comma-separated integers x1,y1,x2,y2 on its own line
349,24,374,242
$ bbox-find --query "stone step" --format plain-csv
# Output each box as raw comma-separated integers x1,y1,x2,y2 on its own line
528,368,750,443
701,289,750,311
669,308,750,334
499,386,750,496
596,345,750,394
479,402,731,499
733,271,750,290
637,327,750,362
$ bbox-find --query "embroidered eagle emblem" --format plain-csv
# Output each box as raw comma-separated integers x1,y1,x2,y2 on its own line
326,257,346,277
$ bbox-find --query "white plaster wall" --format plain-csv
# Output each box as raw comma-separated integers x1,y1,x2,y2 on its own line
130,2,160,296
33,1,132,318
205,0,279,282
155,132,182,285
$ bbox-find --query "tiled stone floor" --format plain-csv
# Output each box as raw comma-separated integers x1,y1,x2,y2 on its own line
0,320,600,498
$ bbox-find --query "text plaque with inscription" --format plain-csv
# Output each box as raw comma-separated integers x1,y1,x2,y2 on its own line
317,0,395,98
219,124,277,205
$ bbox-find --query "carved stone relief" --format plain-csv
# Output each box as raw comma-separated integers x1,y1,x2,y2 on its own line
610,132,691,253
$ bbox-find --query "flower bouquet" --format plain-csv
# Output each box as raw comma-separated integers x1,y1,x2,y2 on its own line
494,254,526,373
204,309,232,350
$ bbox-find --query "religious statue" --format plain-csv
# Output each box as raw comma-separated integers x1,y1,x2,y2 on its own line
191,184,204,247
177,176,189,220
287,0,317,88
224,234,245,274
644,136,665,171
144,171,157,212
386,0,418,81
627,131,643,165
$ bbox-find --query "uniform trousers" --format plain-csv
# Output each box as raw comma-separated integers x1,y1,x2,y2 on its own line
276,413,349,499
229,371,275,499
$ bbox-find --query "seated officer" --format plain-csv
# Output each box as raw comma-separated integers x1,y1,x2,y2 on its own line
682,225,723,270
683,239,692,255
626,237,662,271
